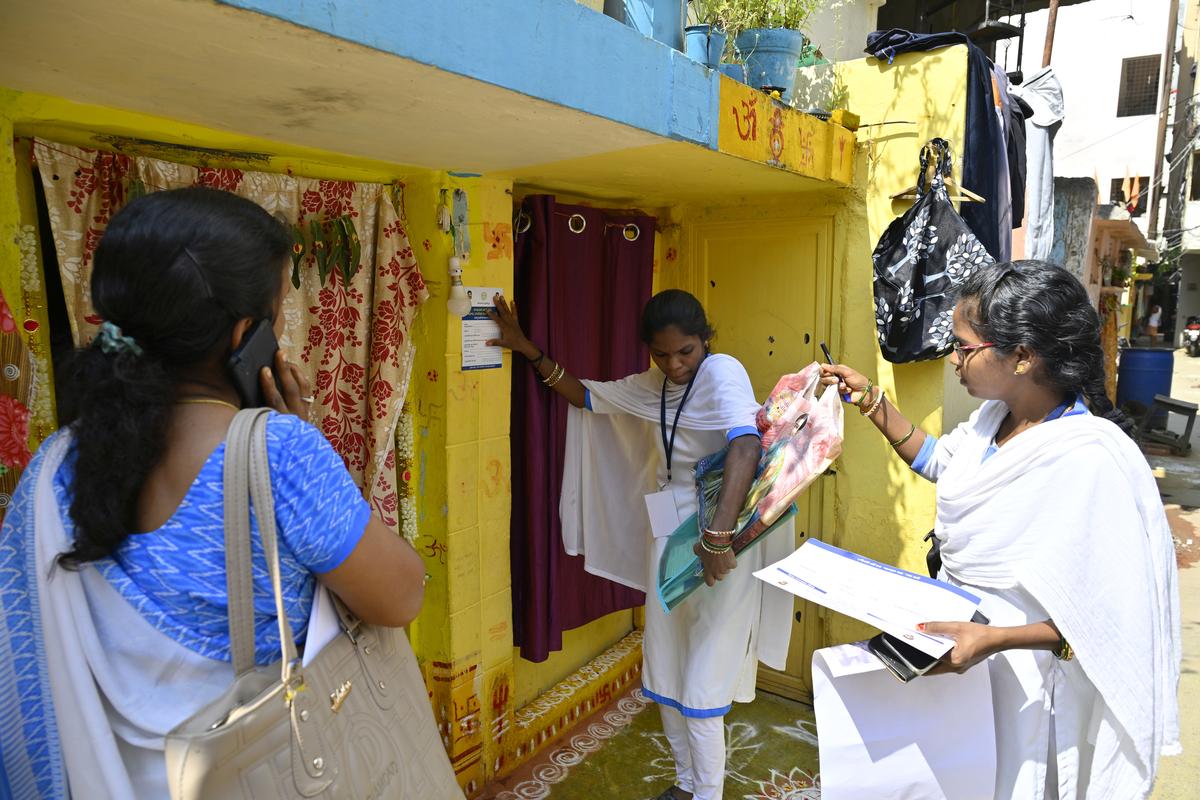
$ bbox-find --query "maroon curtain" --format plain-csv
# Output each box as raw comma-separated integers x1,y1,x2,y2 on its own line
510,195,653,662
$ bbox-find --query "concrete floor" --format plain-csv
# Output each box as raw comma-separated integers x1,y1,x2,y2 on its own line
1145,348,1200,798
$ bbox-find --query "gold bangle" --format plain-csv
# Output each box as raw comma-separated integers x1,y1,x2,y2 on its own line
889,423,917,448
698,536,732,555
1055,637,1074,661
856,379,875,410
542,363,564,387
861,388,885,418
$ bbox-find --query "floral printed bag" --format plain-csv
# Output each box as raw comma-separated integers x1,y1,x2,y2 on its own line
872,139,994,363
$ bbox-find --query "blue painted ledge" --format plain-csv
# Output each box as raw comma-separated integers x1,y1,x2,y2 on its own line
219,0,721,149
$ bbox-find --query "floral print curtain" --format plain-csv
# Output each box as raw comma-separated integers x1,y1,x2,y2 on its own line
33,140,428,530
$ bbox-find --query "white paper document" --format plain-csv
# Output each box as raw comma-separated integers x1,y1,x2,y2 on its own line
461,287,505,371
302,585,340,667
754,539,983,658
813,643,996,799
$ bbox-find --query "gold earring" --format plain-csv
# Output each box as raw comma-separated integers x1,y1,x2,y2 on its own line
1014,363,1029,375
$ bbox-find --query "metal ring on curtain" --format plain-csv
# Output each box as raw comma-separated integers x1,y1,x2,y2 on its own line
514,210,532,235
602,222,640,242
567,213,587,234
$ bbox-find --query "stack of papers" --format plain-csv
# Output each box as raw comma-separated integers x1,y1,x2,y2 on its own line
753,539,983,658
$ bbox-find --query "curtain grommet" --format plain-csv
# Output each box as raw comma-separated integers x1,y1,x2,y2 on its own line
622,223,640,242
568,214,587,234
514,210,532,235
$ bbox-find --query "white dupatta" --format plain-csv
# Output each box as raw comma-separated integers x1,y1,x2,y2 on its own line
559,354,761,589
559,354,795,670
32,433,231,799
935,401,1181,795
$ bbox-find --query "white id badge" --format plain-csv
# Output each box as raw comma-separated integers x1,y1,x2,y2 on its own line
644,490,683,539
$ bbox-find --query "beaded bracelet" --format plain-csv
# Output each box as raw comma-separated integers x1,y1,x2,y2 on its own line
702,527,735,540
698,536,732,555
543,363,565,388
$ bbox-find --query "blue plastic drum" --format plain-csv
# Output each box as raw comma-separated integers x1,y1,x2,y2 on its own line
1117,348,1174,428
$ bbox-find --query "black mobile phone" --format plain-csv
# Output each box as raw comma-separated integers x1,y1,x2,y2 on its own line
868,633,940,683
227,319,280,408
869,609,991,683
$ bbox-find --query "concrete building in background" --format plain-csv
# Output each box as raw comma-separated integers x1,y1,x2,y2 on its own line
1004,0,1175,239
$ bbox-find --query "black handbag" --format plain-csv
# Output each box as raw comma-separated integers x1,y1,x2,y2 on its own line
924,529,941,578
872,139,995,363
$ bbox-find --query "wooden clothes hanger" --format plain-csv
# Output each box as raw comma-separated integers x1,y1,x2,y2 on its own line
891,142,986,203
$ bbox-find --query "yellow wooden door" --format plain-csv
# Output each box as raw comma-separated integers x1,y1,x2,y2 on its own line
692,217,834,702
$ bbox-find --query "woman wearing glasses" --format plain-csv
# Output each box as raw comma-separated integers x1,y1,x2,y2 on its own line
820,260,1180,798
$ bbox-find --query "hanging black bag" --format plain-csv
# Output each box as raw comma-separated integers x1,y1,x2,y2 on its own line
872,139,995,363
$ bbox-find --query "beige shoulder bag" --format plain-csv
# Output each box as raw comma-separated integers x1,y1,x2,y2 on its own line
164,408,463,800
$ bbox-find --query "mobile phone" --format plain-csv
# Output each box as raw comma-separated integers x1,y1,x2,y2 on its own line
868,633,940,683
227,319,280,408
868,609,991,683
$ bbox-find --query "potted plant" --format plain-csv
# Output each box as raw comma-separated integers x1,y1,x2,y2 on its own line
724,0,823,99
685,0,729,69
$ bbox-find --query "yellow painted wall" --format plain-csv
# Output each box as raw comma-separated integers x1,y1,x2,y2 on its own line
0,87,521,795
820,46,969,645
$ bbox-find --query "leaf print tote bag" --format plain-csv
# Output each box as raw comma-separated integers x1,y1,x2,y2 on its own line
872,139,995,363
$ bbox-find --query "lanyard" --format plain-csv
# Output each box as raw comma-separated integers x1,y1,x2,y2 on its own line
660,367,701,486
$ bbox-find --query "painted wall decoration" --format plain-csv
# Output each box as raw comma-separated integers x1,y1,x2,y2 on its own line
717,81,855,185
32,141,428,528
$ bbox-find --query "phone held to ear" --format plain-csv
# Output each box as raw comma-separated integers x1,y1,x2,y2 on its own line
227,319,281,408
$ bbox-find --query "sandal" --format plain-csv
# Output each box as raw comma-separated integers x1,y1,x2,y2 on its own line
653,787,691,800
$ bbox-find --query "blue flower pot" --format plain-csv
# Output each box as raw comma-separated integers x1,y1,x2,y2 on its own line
684,24,727,68
734,27,807,99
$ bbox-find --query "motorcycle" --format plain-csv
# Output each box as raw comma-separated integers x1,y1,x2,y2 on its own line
1183,316,1200,357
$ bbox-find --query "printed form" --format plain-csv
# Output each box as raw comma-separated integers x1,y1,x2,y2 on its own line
754,539,983,658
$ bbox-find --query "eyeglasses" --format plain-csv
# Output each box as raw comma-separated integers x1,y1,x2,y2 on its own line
951,341,995,355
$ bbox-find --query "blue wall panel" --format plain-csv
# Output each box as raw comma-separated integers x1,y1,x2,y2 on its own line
220,0,720,148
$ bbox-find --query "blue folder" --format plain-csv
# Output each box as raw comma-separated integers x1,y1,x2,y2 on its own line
655,504,798,614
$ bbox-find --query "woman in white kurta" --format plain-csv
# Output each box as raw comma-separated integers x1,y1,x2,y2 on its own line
489,289,793,800
821,260,1180,799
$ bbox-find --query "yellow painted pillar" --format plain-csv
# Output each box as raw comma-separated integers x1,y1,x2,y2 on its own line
406,174,514,796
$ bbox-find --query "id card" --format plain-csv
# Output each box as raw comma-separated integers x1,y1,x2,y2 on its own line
644,490,683,539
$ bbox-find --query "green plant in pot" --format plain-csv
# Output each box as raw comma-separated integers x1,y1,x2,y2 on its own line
724,0,823,99
685,0,730,69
